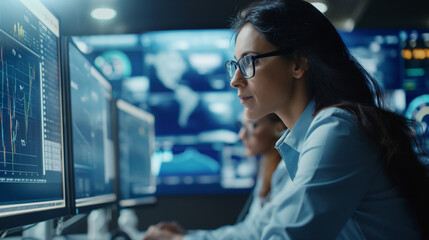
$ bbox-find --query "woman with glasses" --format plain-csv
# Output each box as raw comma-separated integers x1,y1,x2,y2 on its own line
225,0,429,239
236,113,287,204
143,113,289,240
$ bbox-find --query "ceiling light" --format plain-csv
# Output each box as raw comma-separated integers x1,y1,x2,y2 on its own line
311,2,328,13
91,8,117,20
343,18,356,31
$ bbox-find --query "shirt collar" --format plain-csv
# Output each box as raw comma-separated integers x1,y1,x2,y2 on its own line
275,100,315,154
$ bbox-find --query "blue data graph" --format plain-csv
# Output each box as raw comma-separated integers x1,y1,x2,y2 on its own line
0,32,42,180
69,41,115,209
117,100,155,205
405,93,429,156
0,0,65,225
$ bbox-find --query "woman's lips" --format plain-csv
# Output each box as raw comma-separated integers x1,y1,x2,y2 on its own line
239,95,253,104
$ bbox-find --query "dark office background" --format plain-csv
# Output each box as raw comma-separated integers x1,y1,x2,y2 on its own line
40,0,429,233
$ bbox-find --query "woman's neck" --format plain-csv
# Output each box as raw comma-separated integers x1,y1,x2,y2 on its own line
276,79,310,130
259,147,282,198
262,147,281,163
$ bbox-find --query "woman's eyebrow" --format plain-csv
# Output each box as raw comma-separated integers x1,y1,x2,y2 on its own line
234,50,260,60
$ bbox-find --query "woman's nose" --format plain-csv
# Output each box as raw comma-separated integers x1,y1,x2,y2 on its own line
230,68,247,89
238,127,246,140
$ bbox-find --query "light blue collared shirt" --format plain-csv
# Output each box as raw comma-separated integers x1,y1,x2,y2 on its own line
184,162,291,240
262,100,421,240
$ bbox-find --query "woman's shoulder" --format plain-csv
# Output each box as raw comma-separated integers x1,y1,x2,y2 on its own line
303,106,380,166
310,106,357,130
303,106,366,146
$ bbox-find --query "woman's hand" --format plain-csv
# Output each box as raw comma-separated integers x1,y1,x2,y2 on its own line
143,222,186,240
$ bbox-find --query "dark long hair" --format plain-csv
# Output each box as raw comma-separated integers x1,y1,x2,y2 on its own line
231,0,429,236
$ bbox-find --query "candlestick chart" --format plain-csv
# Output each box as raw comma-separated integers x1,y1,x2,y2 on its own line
0,32,42,179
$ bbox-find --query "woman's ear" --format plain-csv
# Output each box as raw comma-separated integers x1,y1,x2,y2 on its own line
292,56,308,79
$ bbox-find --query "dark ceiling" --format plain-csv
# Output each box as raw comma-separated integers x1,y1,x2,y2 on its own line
40,0,429,36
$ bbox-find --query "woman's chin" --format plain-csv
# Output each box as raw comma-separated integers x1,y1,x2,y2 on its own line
244,148,254,156
245,108,267,121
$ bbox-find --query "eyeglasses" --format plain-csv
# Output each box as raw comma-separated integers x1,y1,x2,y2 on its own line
236,120,272,136
225,48,295,80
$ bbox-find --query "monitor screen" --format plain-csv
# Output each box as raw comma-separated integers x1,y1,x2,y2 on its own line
72,35,144,101
116,99,156,207
0,0,67,229
140,30,256,194
68,41,116,214
154,142,257,195
140,30,241,137
399,30,429,91
404,91,429,159
339,29,404,90
69,30,260,195
399,30,429,162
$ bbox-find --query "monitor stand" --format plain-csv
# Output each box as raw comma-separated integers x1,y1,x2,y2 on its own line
22,220,54,240
87,209,109,240
118,209,140,240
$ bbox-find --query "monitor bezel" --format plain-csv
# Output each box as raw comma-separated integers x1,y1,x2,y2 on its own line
62,37,118,215
0,0,70,230
113,99,157,208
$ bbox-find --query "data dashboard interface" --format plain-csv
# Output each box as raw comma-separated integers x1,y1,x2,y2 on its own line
68,41,116,213
116,100,156,207
0,0,65,218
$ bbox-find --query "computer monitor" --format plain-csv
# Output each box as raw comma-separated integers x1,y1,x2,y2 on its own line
399,29,429,91
68,30,259,195
399,30,429,159
339,29,404,90
0,0,68,229
140,30,257,195
65,40,116,214
154,142,257,195
404,91,429,156
115,99,156,207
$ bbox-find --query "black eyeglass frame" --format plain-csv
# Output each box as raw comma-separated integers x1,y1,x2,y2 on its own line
225,48,296,79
